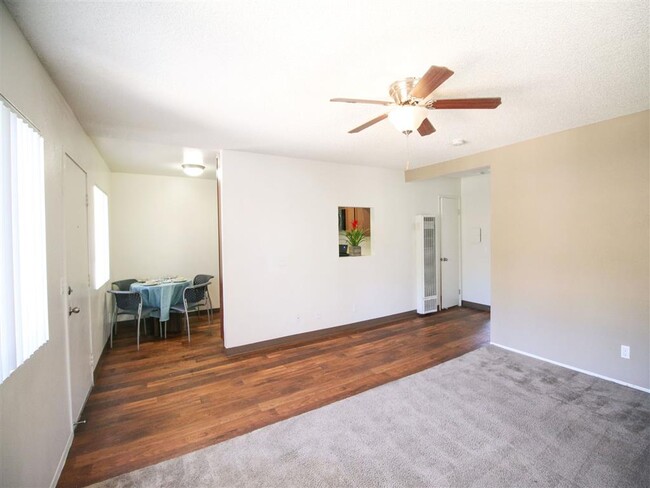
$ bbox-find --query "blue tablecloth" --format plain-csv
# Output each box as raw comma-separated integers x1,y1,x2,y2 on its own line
130,280,192,322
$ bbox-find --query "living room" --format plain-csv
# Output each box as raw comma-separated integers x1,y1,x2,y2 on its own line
0,2,648,487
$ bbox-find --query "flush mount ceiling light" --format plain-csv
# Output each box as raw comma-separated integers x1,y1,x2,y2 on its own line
181,148,205,177
181,163,205,177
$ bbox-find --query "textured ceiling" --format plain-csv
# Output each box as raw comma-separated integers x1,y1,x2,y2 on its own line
5,0,649,177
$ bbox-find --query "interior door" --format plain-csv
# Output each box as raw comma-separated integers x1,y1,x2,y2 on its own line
440,196,461,309
64,154,93,423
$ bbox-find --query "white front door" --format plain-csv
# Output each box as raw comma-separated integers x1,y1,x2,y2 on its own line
64,155,93,423
440,196,461,309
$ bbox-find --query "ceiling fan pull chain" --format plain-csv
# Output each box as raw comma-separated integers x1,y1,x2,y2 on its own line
405,132,411,170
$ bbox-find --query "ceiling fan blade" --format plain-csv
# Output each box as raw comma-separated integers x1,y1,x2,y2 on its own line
331,98,393,106
417,118,436,136
349,113,388,133
429,97,502,109
410,66,454,99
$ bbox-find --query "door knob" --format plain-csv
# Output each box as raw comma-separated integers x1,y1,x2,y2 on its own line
69,306,80,316
441,257,449,262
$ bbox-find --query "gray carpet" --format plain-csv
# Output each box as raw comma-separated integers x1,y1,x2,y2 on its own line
92,346,650,488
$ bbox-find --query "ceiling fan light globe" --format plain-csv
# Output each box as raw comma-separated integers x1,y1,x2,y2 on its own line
388,106,428,134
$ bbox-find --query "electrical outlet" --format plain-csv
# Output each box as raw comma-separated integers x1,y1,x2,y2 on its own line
621,345,630,359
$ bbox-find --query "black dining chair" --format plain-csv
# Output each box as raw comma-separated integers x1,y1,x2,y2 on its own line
107,290,159,350
193,274,214,322
111,278,137,291
170,283,210,343
111,278,158,334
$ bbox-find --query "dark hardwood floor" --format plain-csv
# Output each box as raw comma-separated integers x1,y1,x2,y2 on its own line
58,307,490,487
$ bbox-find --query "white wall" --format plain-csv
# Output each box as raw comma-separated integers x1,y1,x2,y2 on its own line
460,173,491,305
0,4,112,487
110,173,220,307
220,150,459,348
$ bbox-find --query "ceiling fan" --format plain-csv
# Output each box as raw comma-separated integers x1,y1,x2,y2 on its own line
331,65,501,136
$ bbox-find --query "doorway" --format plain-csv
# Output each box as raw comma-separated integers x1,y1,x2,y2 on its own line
439,195,461,309
64,154,93,424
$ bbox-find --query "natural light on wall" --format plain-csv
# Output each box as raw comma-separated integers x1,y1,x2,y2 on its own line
93,185,110,289
0,98,49,383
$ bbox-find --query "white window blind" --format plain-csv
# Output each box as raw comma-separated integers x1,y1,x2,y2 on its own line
0,99,49,384
93,185,109,289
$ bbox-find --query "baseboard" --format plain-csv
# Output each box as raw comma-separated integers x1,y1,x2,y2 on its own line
113,307,220,322
190,307,220,317
50,431,74,488
225,310,418,357
491,342,650,394
461,300,490,312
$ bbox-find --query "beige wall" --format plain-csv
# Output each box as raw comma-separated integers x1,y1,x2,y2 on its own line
408,111,650,390
0,3,113,487
110,173,219,307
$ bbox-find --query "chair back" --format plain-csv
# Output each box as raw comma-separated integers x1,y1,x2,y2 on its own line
112,279,137,291
184,283,208,305
193,274,214,286
107,290,142,311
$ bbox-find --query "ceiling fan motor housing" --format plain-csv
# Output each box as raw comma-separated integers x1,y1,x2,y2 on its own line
389,78,420,105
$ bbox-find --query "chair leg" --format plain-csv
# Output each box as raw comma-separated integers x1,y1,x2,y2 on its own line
137,311,142,351
207,291,213,323
110,306,116,348
184,310,191,343
111,313,115,349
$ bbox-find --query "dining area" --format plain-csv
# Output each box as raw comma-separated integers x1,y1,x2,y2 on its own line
108,274,216,350
107,171,220,351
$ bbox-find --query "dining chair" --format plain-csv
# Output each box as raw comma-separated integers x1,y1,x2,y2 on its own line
193,274,214,322
111,278,137,291
170,283,210,343
107,290,159,350
112,278,159,334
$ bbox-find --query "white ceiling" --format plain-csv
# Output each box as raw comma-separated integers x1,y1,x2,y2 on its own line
5,0,649,177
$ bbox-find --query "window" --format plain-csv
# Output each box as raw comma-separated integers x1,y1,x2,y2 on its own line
93,185,109,289
0,98,49,383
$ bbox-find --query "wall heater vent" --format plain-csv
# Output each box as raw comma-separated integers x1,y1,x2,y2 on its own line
415,215,438,314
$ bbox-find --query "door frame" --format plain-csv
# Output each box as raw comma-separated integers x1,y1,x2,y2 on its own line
62,153,94,426
438,195,462,309
216,154,225,340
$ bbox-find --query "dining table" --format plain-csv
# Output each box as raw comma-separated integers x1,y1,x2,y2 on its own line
130,278,193,322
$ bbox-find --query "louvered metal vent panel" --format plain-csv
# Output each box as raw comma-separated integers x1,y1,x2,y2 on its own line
415,215,438,315
423,298,437,313
423,217,436,298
